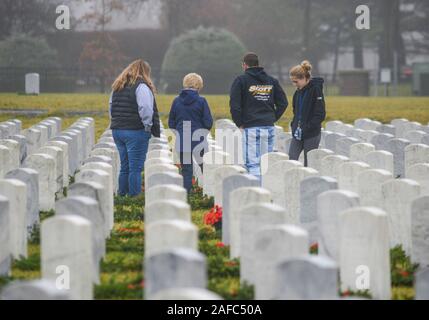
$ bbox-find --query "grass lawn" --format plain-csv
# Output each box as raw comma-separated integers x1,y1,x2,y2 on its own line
0,93,427,299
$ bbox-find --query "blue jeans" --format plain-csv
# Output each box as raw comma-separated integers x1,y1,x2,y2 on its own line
112,129,151,197
179,150,204,194
243,126,275,182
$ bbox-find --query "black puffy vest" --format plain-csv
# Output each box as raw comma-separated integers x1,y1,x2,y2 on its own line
110,80,161,137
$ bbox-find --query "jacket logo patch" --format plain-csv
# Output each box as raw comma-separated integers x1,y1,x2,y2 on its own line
249,85,273,101
317,97,323,100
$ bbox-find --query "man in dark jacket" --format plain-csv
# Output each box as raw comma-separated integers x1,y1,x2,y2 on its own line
229,52,288,180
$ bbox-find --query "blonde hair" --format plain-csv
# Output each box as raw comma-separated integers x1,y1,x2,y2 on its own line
112,59,156,93
183,73,204,91
290,60,312,80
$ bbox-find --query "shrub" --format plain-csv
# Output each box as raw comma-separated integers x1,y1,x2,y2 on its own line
160,27,247,94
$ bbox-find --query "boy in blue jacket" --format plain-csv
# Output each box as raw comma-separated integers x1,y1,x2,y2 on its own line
168,73,213,193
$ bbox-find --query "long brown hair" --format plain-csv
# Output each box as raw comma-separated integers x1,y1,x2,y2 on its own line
112,59,156,93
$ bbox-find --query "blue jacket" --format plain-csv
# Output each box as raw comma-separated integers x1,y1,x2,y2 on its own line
168,89,213,152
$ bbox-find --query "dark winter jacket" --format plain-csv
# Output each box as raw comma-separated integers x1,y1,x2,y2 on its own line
291,77,326,140
168,89,213,152
229,67,288,128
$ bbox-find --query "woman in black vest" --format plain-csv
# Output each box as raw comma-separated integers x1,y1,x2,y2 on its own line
110,59,160,197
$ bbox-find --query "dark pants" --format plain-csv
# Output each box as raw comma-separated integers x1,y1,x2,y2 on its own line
113,129,151,197
288,134,321,167
180,150,204,194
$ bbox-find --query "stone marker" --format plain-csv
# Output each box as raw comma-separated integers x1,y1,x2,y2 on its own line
318,190,360,261
0,195,10,276
404,144,429,177
0,280,70,300
387,138,411,178
338,161,371,193
145,220,198,257
23,153,56,211
145,248,207,300
203,151,231,197
229,187,272,259
55,196,104,284
5,168,40,231
46,140,69,188
336,137,360,157
145,200,191,224
260,152,289,176
240,203,286,284
51,135,76,175
300,176,338,245
145,184,187,208
222,174,259,245
349,143,375,163
339,207,391,300
382,179,421,254
262,160,302,207
415,268,429,300
25,73,40,95
39,146,63,192
68,181,110,238
0,145,12,178
41,215,93,300
151,288,222,300
214,165,246,207
146,172,183,190
358,169,393,207
253,225,309,300
0,179,27,259
9,135,27,164
407,164,429,195
411,196,429,267
320,155,349,180
0,139,20,171
75,168,114,232
274,255,338,300
371,133,394,151
284,167,319,224
365,150,394,173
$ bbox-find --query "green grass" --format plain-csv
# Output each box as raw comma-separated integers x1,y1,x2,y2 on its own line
1,93,429,136
0,93,426,299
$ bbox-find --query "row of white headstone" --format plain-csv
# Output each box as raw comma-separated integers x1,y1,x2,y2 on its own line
192,117,429,300
2,115,429,300
139,122,224,300
0,116,121,300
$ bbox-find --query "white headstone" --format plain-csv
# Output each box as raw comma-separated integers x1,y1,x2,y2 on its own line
0,179,27,259
339,207,391,300
382,179,421,254
145,220,198,257
25,73,40,95
229,187,272,259
274,255,338,300
145,200,191,224
317,190,360,261
0,195,10,276
240,203,286,284
41,215,93,300
253,225,309,300
358,169,393,207
411,196,429,267
145,248,207,300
